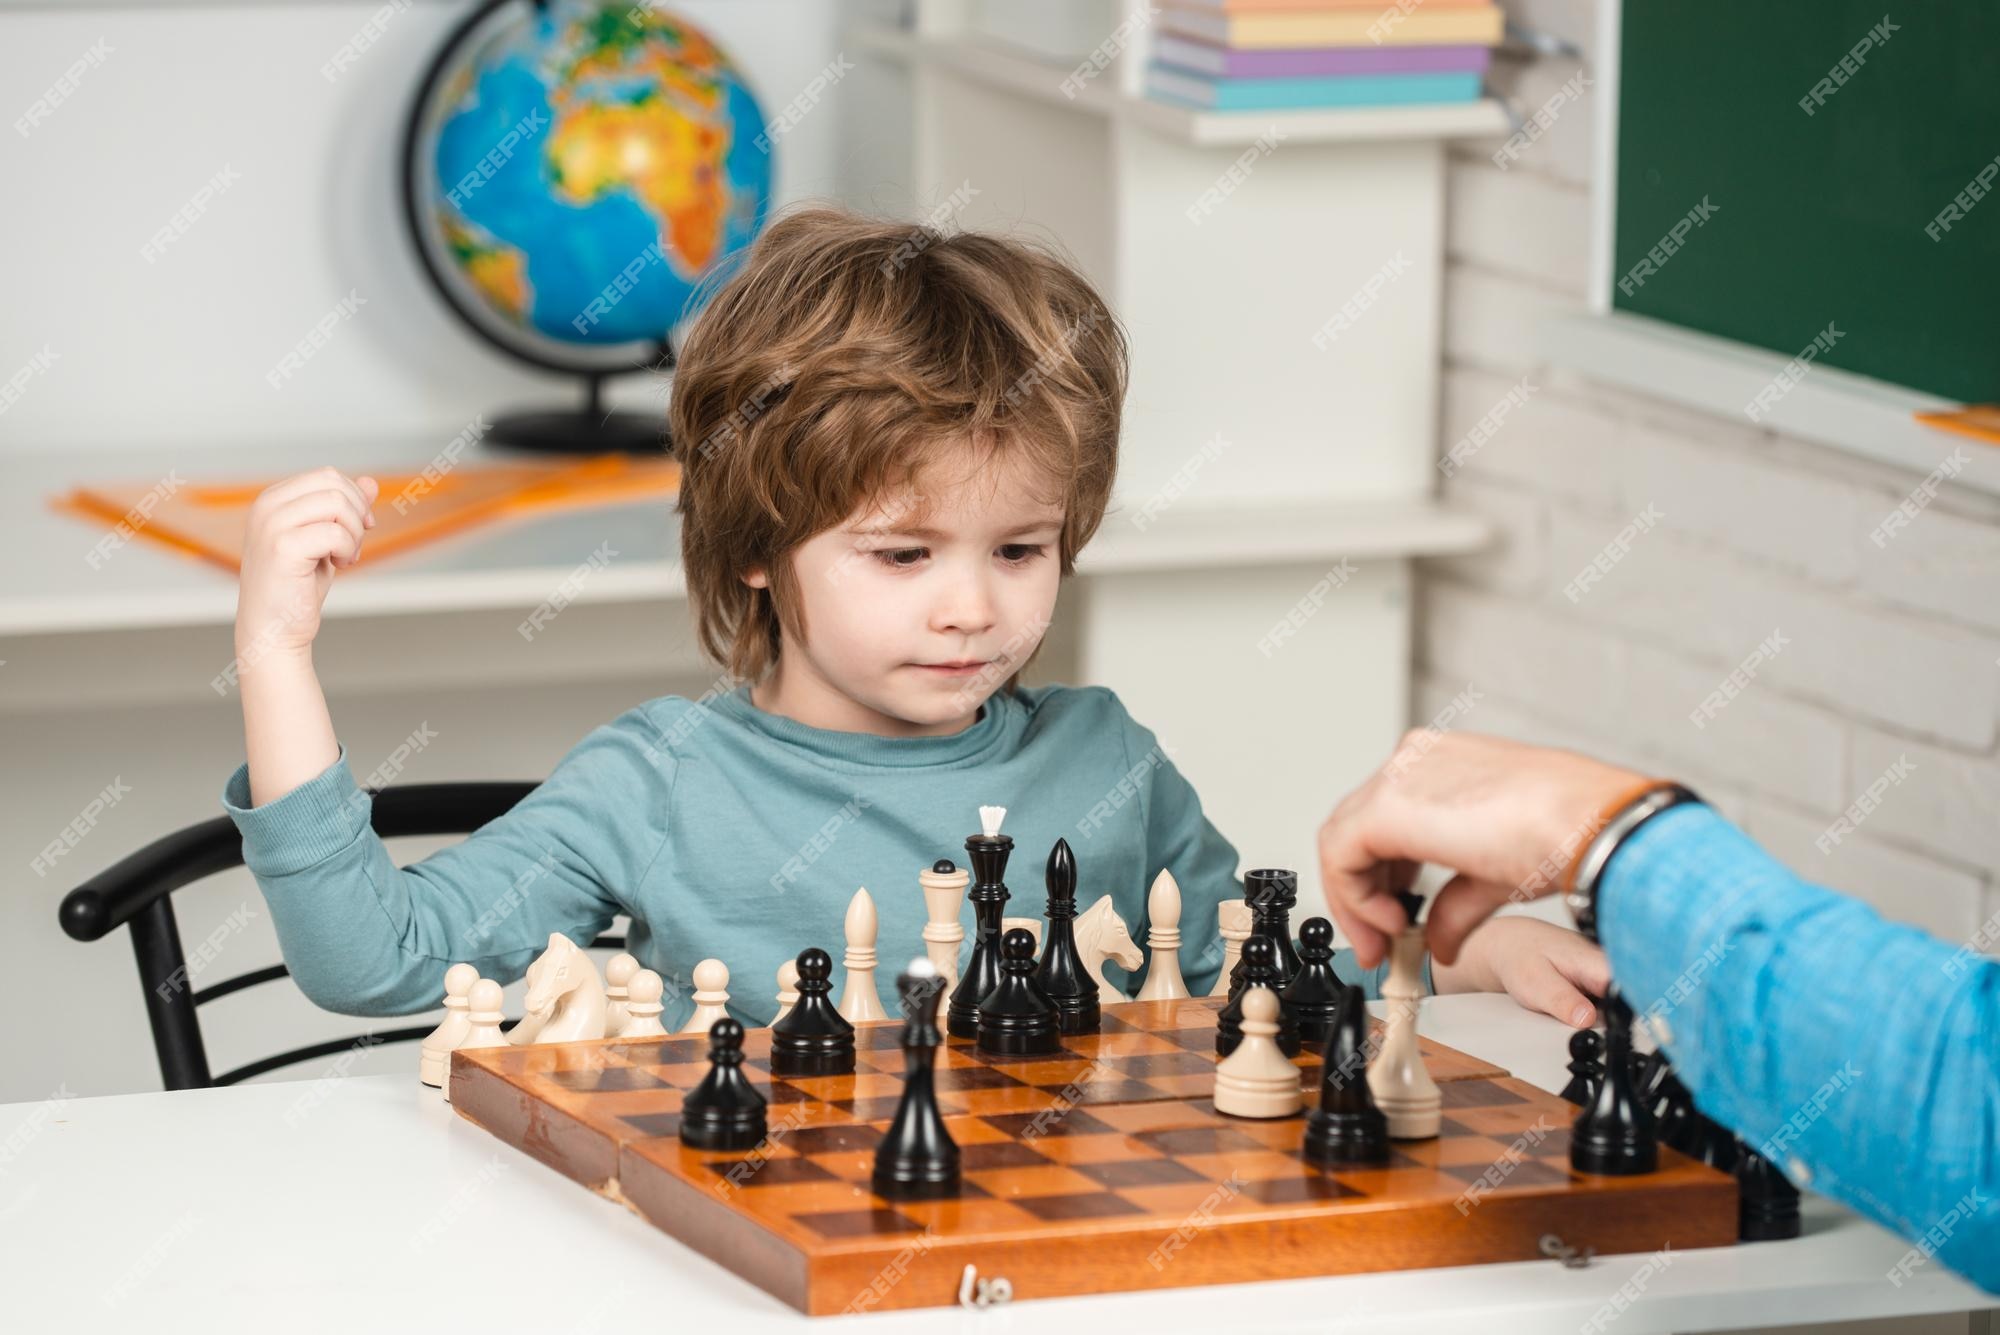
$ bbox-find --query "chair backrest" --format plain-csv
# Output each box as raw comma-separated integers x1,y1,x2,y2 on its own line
58,780,621,1089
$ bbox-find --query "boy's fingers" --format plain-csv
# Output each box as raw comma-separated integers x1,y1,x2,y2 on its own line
1523,958,1598,1028
1552,936,1613,1003
1424,873,1519,967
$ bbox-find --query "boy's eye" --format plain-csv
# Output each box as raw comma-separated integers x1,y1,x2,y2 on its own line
998,544,1046,564
872,547,927,568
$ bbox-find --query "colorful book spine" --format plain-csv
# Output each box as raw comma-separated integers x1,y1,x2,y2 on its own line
1146,66,1482,111
1158,5,1506,50
1153,33,1490,78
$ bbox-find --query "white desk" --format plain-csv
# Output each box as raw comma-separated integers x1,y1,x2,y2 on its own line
7,996,1993,1334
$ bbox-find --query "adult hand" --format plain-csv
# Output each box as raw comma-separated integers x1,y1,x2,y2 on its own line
1315,730,1643,971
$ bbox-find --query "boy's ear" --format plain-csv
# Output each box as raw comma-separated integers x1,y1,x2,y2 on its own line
740,565,769,590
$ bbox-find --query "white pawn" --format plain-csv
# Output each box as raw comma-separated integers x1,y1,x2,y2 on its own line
1135,869,1190,1001
1212,986,1303,1119
420,963,480,1088
919,860,969,991
617,969,668,1038
1208,900,1253,997
773,959,800,1024
1369,920,1442,1139
446,978,508,1105
838,887,889,1022
602,952,640,1036
679,959,731,1035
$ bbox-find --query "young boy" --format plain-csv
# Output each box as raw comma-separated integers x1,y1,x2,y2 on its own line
220,205,1604,1030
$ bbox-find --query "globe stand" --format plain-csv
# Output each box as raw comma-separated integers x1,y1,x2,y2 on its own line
483,375,671,457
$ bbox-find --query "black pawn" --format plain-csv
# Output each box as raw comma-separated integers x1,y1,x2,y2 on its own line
1282,917,1345,1049
976,928,1063,1057
1560,1027,1605,1107
1218,935,1300,1058
770,947,855,1076
678,1018,767,1151
873,964,961,1200
947,827,1014,1039
1302,984,1389,1166
1240,868,1303,990
1035,839,1100,1036
1735,1139,1803,1241
1570,988,1658,1176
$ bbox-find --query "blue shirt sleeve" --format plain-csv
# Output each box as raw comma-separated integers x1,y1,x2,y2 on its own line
1598,802,2000,1295
217,706,671,1016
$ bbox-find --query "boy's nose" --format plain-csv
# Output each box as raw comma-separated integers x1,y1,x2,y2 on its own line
932,573,998,636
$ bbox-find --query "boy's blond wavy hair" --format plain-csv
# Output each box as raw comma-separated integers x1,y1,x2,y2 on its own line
670,204,1128,690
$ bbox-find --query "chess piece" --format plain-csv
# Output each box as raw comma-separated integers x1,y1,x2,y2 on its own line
976,928,1062,1057
1075,897,1143,1004
420,963,480,1088
919,859,969,991
1134,869,1190,1002
839,888,889,1022
1570,987,1658,1175
1242,868,1303,990
1302,984,1390,1165
679,958,731,1035
873,960,961,1199
618,969,669,1038
511,932,608,1044
1734,1139,1803,1241
602,952,640,1037
1212,987,1303,1119
1035,838,1101,1034
773,959,800,1024
947,806,1014,1039
1560,1027,1605,1107
1218,936,1299,1058
445,978,508,1104
1001,916,1044,950
678,1018,767,1151
1281,917,1344,1049
770,947,856,1076
1367,897,1441,1140
1208,900,1253,998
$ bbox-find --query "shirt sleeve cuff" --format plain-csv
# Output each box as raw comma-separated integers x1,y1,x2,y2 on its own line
219,745,373,878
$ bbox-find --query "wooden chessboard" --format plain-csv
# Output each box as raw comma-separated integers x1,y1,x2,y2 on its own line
450,996,1737,1315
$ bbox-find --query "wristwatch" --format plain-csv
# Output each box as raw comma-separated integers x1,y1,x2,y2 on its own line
1562,781,1702,943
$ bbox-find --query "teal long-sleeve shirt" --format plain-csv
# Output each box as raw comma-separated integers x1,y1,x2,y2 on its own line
220,683,1402,1028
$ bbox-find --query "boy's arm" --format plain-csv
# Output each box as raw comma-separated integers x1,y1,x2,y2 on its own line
221,707,671,1015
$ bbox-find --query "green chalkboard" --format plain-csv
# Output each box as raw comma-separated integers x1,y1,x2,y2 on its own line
1615,2,2000,403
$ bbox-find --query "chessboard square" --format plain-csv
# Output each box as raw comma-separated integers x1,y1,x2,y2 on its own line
1442,1158,1573,1191
1131,1124,1271,1157
938,1115,1014,1146
854,1025,906,1051
1070,1157,1210,1189
1235,1173,1364,1206
779,1124,881,1156
957,1084,1073,1115
700,1155,840,1187
1024,1132,1162,1166
540,1066,672,1094
1068,1077,1175,1106
614,1036,710,1065
956,1140,1056,1172
1177,1149,1309,1187
933,1065,1027,1092
1440,1079,1529,1109
1230,1119,1317,1153
1084,1100,1223,1135
1430,1133,1516,1168
650,1062,713,1090
792,1206,923,1240
1083,1033,1190,1060
1009,1190,1150,1222
621,1110,683,1139
1148,1073,1222,1100
891,1196,1042,1235
976,1109,1123,1140
810,1150,877,1184
787,1073,884,1102
963,1164,1105,1198
844,1095,909,1122
1161,1028,1222,1052
1096,1012,1139,1034
1107,1051,1219,1080
1003,1058,1099,1087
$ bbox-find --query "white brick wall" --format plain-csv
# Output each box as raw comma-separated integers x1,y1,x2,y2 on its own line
1418,3,1998,959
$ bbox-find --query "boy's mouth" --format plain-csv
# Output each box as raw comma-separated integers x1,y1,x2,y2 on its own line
911,660,991,677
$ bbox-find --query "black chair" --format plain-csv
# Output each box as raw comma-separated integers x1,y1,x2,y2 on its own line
58,780,623,1090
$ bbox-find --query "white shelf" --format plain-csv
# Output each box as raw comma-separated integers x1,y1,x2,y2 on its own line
852,25,1512,147
1543,310,2000,497
0,439,1490,638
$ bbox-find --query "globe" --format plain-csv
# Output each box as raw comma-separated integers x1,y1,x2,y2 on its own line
402,0,773,449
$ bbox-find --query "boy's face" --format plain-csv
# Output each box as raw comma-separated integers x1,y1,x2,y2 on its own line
744,448,1065,736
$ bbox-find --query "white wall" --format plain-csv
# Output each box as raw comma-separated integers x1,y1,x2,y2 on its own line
1419,0,1999,954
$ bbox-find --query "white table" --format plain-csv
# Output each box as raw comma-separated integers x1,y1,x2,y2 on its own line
7,995,1994,1334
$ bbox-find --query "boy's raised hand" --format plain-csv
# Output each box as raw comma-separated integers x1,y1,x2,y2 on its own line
236,466,378,657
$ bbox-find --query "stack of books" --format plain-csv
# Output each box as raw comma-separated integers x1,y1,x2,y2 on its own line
1147,0,1503,112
